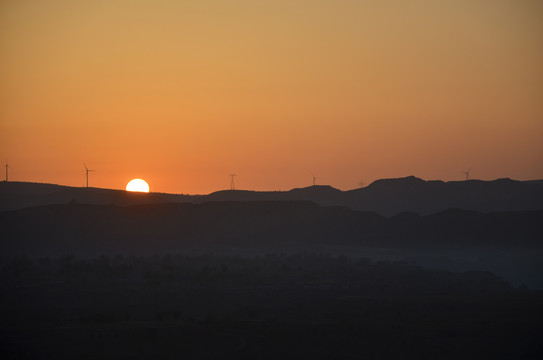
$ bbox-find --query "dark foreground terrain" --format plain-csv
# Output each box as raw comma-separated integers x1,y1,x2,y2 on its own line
1,181,542,359
1,254,542,359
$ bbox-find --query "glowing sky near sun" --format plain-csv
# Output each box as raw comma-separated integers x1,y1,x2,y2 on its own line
1,0,542,193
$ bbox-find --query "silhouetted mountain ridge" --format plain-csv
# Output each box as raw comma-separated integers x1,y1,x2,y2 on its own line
365,175,428,188
2,176,543,215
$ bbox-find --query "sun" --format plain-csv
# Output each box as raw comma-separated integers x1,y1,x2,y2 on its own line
126,179,150,193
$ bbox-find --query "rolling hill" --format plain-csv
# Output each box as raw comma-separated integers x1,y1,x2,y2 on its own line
2,176,543,215
2,201,541,257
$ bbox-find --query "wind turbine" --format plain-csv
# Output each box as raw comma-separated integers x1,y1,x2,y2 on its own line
229,174,236,190
84,162,95,188
463,167,471,181
5,161,12,182
311,173,317,186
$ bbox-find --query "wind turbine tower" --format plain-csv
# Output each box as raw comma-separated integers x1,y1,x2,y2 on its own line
5,161,11,182
84,163,95,188
229,174,236,190
463,167,471,181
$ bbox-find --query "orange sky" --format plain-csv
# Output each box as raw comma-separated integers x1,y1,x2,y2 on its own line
1,0,542,194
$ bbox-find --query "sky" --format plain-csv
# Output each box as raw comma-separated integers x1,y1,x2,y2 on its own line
1,0,542,194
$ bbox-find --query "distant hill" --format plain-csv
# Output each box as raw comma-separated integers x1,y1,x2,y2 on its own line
1,176,543,215
0,181,202,211
344,176,543,215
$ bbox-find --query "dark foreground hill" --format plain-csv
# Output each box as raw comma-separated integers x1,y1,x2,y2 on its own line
2,176,543,215
1,201,542,257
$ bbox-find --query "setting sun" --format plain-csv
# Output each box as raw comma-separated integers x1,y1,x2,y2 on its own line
126,179,150,193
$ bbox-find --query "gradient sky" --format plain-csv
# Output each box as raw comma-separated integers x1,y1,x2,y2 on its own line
1,0,542,194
